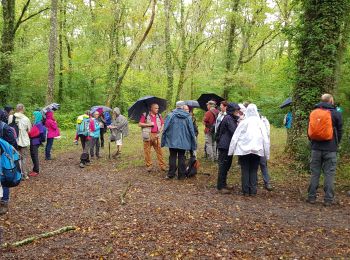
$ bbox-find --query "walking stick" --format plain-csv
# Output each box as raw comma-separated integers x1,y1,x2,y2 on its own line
109,141,111,159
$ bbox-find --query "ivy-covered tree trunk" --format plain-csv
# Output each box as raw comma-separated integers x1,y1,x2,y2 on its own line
0,0,15,104
289,0,350,166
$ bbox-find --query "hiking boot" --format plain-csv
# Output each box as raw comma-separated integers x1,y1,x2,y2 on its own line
147,167,152,173
165,175,174,180
22,173,29,180
264,183,274,191
79,163,85,168
306,198,316,204
85,162,91,166
218,188,231,194
0,201,9,215
28,171,39,177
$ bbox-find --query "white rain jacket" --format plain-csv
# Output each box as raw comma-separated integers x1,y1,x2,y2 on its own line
228,104,270,159
9,112,31,147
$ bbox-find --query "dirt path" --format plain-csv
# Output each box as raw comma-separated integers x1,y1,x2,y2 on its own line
1,149,349,259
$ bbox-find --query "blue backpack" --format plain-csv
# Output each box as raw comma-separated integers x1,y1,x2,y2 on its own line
0,138,22,187
104,112,112,126
77,117,90,136
41,125,47,143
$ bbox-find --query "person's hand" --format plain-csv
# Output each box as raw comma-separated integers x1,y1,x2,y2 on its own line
149,122,155,127
107,125,112,129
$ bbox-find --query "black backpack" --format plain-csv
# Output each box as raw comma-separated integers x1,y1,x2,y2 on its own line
8,115,19,138
186,156,199,178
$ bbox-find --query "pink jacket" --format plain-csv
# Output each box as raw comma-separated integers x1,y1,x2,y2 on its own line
45,111,60,138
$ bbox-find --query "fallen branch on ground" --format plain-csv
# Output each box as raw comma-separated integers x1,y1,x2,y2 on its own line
2,226,76,248
120,182,132,205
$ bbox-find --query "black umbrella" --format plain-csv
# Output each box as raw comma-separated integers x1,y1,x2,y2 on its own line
128,96,167,121
197,93,224,111
184,100,200,108
280,97,292,109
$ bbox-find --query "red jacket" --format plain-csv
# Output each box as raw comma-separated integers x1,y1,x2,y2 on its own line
203,108,218,134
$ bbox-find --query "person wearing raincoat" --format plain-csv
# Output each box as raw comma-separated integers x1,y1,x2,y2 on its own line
108,107,129,158
228,104,270,196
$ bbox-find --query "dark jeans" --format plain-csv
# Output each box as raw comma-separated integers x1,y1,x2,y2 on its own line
217,149,233,190
168,148,186,178
45,138,54,159
100,129,105,148
308,150,337,202
90,137,100,157
30,144,40,173
239,154,260,195
259,156,270,185
79,135,91,164
1,186,9,202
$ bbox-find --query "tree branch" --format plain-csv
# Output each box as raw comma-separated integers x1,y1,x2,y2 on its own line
14,2,50,34
241,32,280,64
106,0,157,106
14,0,31,33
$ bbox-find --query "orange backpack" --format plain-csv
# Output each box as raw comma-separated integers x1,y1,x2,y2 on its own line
308,108,333,141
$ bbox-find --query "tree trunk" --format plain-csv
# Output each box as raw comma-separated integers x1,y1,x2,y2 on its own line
106,0,157,107
222,0,240,100
0,0,16,104
164,0,174,106
174,0,188,103
62,0,72,98
107,2,123,104
58,0,64,102
289,0,349,166
47,0,59,104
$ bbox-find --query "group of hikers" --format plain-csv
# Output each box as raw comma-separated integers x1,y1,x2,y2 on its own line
0,93,345,216
74,93,343,205
0,104,60,215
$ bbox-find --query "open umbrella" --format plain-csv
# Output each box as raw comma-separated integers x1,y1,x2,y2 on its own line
42,103,60,113
280,98,292,109
128,96,167,121
184,100,200,108
197,93,224,111
91,105,112,113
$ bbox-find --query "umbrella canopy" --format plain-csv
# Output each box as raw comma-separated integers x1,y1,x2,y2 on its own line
280,97,292,109
197,93,224,111
42,103,60,113
91,105,112,113
184,100,200,108
128,96,167,121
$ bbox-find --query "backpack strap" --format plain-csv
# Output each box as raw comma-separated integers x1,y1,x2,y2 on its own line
0,121,4,138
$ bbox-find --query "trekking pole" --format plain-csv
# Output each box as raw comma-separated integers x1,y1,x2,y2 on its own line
109,141,111,159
